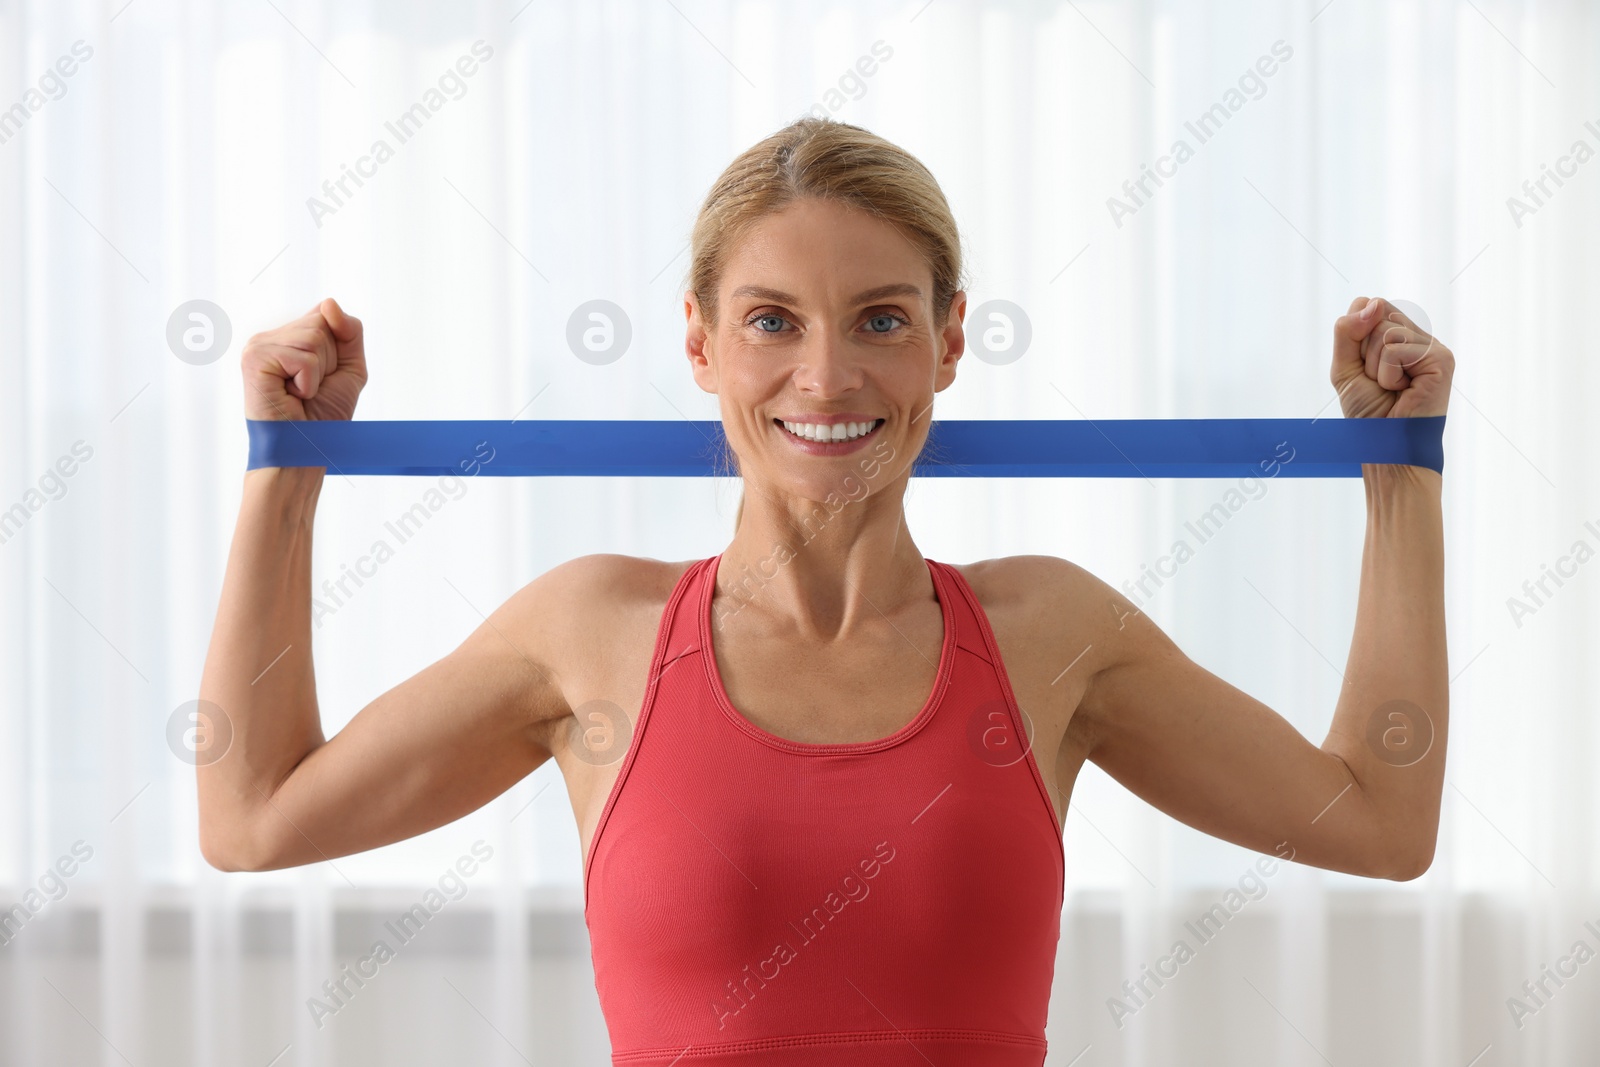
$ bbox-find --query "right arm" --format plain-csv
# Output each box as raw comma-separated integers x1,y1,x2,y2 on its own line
196,299,571,871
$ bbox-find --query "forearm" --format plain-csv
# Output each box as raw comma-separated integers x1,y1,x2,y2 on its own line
1326,462,1448,873
196,465,328,865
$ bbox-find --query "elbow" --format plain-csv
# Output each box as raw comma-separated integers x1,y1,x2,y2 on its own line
198,813,274,873
199,829,249,872
200,842,248,873
1380,835,1437,882
1386,850,1435,883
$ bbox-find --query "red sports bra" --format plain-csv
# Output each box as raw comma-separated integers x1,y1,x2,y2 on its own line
583,554,1065,1065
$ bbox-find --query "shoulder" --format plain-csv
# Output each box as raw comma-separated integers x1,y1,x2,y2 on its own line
948,553,1120,627
434,554,696,749
946,554,1174,730
510,553,697,630
945,553,1133,680
483,554,699,731
951,552,1175,654
533,551,692,595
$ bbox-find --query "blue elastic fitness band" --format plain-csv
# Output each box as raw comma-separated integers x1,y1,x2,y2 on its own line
246,416,1445,479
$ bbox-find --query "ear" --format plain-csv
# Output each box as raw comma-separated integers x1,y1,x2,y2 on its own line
934,289,967,394
685,289,717,394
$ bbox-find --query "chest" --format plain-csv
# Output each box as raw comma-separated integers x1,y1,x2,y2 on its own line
560,560,1089,864
709,605,946,746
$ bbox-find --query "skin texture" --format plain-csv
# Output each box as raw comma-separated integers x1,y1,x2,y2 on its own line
198,199,1452,886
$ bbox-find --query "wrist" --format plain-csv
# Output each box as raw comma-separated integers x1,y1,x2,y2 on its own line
1363,462,1442,501
244,465,325,527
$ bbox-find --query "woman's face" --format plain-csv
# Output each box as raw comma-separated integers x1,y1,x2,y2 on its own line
686,196,966,506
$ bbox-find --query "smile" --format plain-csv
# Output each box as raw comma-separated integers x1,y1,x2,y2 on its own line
775,418,883,444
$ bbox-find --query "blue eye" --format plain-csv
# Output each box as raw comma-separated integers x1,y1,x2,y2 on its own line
866,313,906,333
751,314,786,333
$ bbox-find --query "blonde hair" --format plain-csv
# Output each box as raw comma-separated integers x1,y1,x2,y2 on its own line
689,116,966,531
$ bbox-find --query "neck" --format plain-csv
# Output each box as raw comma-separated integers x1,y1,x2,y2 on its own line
715,483,929,639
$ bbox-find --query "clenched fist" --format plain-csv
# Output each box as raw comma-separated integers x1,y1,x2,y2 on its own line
241,297,368,422
1330,296,1453,419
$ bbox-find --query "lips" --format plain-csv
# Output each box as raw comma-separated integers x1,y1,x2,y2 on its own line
776,417,883,443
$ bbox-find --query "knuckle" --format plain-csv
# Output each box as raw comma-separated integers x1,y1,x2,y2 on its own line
240,336,271,364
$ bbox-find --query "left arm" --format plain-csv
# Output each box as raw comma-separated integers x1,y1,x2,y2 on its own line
1068,296,1452,880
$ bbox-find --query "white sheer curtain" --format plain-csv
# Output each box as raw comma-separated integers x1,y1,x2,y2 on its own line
1,0,1596,1063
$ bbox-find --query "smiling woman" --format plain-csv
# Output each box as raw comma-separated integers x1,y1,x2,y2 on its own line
688,119,965,536
200,114,1452,1067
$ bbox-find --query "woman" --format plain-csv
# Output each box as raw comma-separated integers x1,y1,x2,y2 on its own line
199,117,1452,1065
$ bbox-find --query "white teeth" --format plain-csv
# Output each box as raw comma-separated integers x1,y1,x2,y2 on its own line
780,419,878,442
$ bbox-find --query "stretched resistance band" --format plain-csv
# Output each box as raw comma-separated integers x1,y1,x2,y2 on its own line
246,416,1444,478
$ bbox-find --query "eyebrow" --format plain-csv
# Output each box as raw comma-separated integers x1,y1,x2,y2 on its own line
728,282,925,306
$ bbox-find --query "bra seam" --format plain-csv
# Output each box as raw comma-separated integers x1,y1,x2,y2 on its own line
611,1026,1048,1060
582,557,707,913
934,561,1068,897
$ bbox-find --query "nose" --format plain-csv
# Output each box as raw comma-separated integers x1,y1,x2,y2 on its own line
792,332,864,398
